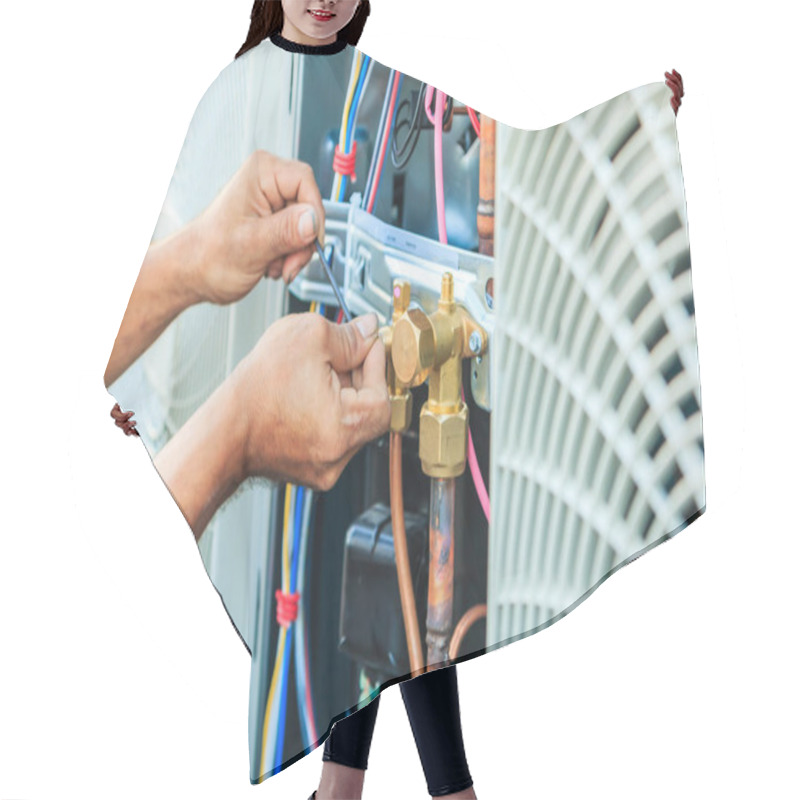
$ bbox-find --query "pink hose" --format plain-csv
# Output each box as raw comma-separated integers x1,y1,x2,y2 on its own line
463,387,491,524
433,84,491,524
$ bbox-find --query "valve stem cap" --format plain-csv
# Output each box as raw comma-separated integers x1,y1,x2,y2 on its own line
393,280,411,314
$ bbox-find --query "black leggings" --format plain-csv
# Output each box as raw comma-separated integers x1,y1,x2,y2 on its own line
323,665,473,797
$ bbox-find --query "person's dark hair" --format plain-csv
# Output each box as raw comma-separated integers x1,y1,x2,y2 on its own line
236,1,371,59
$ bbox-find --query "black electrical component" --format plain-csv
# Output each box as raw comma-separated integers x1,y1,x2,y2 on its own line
338,502,428,677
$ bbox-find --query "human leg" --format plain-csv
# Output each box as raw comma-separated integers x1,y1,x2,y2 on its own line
399,665,476,798
315,694,381,799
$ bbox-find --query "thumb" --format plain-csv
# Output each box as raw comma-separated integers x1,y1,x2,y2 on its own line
327,313,380,374
259,203,318,260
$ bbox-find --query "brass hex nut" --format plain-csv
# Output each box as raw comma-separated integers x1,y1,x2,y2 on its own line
390,392,412,433
392,308,435,387
419,403,468,478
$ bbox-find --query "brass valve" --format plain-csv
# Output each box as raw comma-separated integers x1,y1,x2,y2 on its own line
379,279,413,433
390,272,487,478
391,308,435,388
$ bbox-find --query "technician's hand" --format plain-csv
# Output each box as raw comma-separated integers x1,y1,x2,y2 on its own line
665,68,684,116
110,403,139,436
105,149,326,389
186,149,326,303
234,311,390,491
153,311,391,539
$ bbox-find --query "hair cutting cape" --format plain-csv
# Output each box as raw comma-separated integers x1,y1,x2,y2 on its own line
108,31,705,784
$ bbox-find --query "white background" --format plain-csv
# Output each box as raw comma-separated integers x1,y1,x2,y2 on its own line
1,1,797,798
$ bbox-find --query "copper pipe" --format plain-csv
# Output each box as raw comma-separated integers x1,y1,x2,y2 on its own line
477,115,496,257
448,603,487,662
426,477,456,668
389,431,425,678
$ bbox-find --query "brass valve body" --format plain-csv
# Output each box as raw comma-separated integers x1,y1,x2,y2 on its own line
389,273,487,478
381,280,414,433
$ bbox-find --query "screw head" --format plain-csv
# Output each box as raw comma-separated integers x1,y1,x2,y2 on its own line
469,331,482,355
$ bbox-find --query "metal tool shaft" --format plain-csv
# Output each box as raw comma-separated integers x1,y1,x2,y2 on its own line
314,239,353,322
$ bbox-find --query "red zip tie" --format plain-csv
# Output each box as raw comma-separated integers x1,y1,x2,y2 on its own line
275,589,300,627
333,142,357,183
665,69,684,116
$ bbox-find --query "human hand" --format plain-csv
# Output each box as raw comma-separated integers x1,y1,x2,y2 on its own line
110,402,139,436
185,149,327,304
153,310,390,536
665,68,684,116
232,311,390,491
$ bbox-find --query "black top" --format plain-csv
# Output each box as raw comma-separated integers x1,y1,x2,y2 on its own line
269,30,350,56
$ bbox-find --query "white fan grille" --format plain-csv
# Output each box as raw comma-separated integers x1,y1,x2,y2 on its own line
488,82,705,644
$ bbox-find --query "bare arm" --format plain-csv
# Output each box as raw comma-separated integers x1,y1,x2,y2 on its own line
151,311,388,541
153,367,248,538
104,150,326,391
104,226,202,388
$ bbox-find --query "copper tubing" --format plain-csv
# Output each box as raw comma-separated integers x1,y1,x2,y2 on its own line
448,603,487,662
389,431,425,678
426,477,456,668
477,115,496,257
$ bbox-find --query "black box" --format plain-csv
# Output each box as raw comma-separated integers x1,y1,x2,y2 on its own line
338,502,428,676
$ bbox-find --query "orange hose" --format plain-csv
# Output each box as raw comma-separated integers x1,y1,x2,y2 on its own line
389,431,425,676
477,115,495,257
448,603,487,662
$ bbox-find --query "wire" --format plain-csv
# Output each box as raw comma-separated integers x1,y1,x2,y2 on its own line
283,311,313,746
391,81,426,170
262,628,287,773
260,482,294,776
272,301,321,750
291,487,303,596
340,57,372,202
302,617,316,741
295,483,318,744
362,69,396,209
466,105,481,137
259,311,329,768
273,480,307,772
332,50,362,202
425,84,437,126
334,52,373,202
272,484,294,768
274,482,307,769
346,55,373,153
433,87,448,244
463,386,491,524
366,72,403,214
274,625,292,771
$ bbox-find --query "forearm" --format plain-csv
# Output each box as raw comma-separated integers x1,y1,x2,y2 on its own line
153,373,248,540
104,225,203,388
